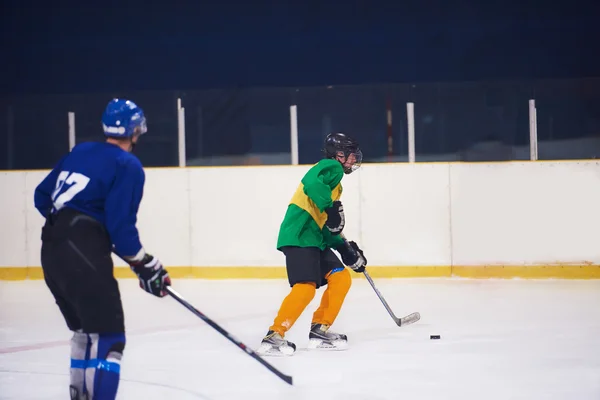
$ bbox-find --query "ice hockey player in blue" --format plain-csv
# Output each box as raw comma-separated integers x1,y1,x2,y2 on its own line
34,98,171,400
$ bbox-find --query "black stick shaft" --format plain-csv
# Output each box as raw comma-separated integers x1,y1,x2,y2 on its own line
339,234,403,325
166,286,293,385
363,269,400,323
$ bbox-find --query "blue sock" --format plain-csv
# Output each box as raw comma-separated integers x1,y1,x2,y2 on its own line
92,333,125,400
70,332,125,400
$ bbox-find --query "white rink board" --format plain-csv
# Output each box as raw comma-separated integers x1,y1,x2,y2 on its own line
449,162,600,266
359,163,452,266
2,161,600,270
0,172,28,267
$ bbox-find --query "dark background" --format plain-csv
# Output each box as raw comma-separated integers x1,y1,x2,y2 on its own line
1,0,599,168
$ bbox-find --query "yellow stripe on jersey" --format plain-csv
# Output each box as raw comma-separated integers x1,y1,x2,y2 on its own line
290,182,343,229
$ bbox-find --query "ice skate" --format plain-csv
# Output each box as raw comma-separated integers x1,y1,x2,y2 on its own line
307,323,348,350
256,330,296,356
70,385,88,400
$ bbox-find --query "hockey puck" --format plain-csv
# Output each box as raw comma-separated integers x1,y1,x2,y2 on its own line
430,335,440,340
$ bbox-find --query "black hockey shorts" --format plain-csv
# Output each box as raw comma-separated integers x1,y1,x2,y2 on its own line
280,246,345,289
40,208,125,334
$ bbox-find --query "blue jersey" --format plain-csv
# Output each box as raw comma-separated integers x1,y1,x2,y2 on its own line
34,142,145,257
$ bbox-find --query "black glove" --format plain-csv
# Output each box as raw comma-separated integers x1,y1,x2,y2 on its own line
337,240,367,273
128,253,171,297
324,201,345,235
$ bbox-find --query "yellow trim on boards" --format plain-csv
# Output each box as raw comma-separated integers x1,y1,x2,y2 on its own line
1,265,599,281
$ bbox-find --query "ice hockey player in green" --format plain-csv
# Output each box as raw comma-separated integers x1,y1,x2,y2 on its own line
257,132,368,356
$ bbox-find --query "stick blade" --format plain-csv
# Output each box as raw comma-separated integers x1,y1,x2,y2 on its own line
397,312,420,327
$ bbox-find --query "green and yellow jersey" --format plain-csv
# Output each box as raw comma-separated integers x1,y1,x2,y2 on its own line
277,158,346,251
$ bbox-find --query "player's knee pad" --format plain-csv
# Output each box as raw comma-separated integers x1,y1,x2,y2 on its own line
327,267,352,292
70,332,125,400
292,282,316,304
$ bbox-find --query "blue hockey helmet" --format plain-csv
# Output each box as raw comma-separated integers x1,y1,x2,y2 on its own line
101,98,147,138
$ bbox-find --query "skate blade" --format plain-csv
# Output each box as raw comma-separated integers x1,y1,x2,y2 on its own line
256,342,296,357
307,338,349,351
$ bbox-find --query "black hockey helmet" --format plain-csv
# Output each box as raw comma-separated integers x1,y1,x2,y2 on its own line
322,132,363,174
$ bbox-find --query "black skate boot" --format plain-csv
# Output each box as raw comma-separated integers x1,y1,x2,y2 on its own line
70,385,89,400
308,323,348,350
256,330,296,356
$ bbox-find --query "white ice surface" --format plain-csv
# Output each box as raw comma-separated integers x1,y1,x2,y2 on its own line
1,278,600,399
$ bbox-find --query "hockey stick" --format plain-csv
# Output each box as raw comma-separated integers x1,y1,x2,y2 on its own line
339,234,421,327
112,251,293,385
361,269,420,327
165,286,293,386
